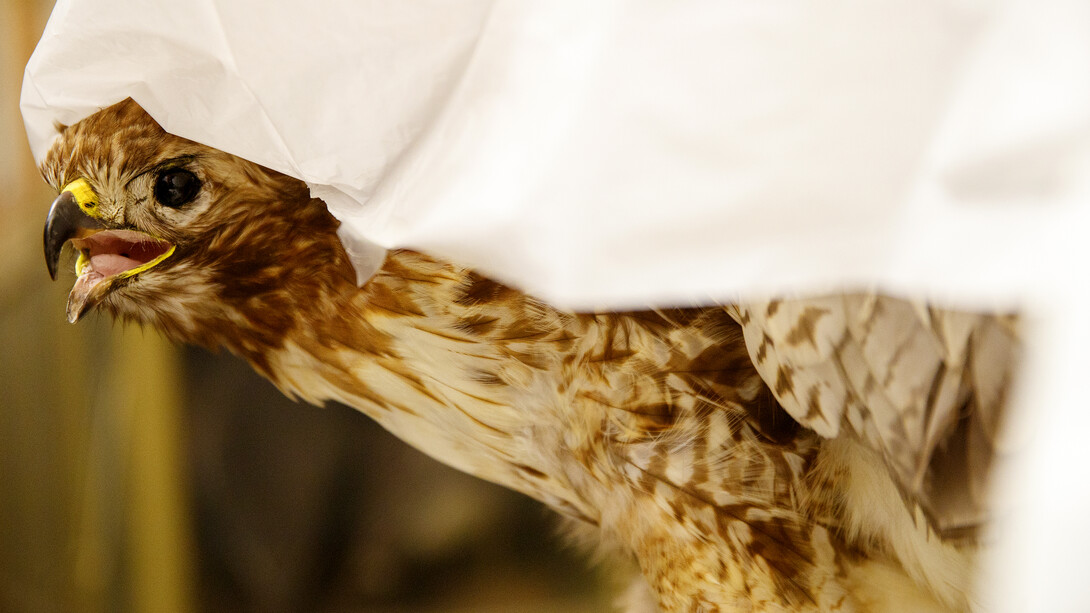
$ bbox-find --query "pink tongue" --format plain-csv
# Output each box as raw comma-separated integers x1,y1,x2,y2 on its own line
71,230,171,278
90,253,144,277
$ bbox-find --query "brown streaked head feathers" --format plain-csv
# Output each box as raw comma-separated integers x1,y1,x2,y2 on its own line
41,98,359,370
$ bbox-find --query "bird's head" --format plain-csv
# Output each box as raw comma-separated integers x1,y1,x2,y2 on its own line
40,98,356,352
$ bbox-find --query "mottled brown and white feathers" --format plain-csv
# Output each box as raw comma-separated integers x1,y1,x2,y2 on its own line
727,298,1017,535
40,99,1018,613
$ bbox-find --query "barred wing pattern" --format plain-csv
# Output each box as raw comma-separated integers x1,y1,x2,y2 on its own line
728,296,1019,534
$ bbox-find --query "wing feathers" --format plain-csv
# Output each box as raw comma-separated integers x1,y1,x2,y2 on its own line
730,294,1018,533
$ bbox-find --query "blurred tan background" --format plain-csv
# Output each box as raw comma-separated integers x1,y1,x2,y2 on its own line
1,2,610,611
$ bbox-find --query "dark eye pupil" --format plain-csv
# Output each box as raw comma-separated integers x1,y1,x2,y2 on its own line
154,169,200,207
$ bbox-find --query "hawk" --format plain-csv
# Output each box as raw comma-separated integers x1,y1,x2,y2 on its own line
41,99,1017,612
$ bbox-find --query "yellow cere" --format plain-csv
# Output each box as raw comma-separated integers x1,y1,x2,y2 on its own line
62,178,99,217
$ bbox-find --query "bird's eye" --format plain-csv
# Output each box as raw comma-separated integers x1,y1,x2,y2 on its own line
154,169,201,208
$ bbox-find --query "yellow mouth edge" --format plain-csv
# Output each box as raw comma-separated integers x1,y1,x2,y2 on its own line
75,243,177,280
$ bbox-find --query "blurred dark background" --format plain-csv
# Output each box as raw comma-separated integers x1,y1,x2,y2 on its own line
1,2,610,611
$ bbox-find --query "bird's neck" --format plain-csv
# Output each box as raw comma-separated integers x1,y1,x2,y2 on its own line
223,249,586,494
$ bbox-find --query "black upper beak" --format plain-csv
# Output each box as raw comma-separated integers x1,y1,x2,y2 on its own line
43,190,104,281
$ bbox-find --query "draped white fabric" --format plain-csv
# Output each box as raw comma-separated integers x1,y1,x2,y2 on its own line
21,1,1090,609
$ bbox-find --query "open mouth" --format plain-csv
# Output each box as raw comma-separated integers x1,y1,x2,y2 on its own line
65,229,175,322
71,229,174,281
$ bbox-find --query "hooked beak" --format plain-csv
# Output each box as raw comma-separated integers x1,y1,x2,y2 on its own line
43,179,175,322
43,185,105,280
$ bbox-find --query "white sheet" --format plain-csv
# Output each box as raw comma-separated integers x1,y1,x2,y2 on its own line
22,0,1088,309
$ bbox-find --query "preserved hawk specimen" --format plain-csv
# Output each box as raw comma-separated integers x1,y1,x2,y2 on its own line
40,100,1017,612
